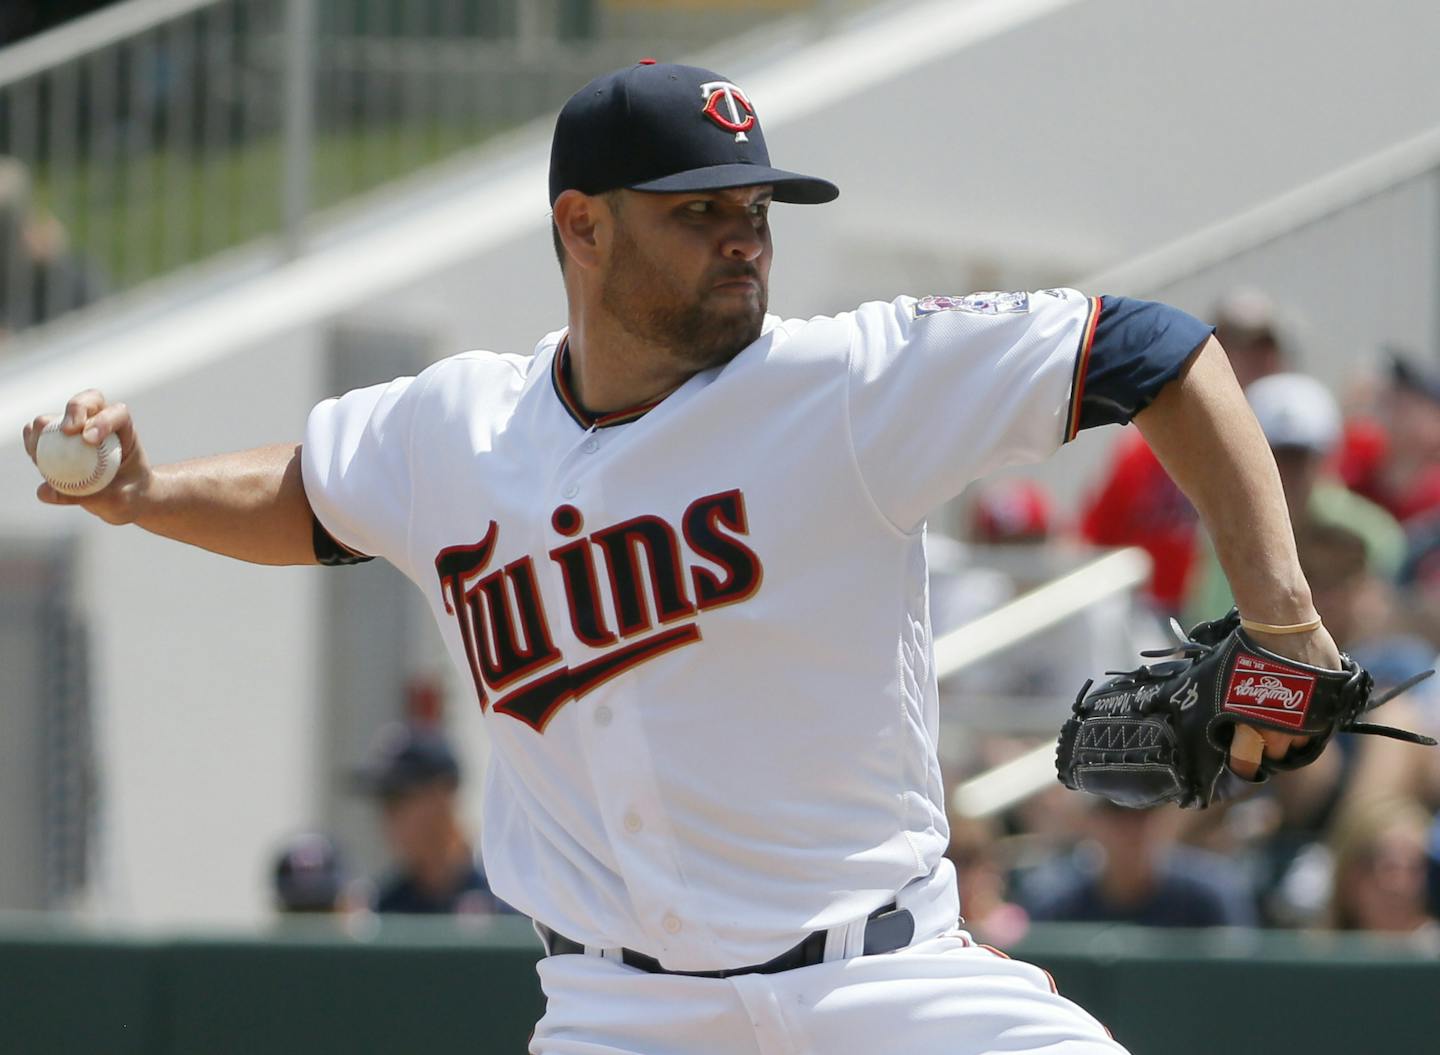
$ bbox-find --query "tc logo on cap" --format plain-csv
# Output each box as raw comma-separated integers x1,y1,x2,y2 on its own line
700,81,755,142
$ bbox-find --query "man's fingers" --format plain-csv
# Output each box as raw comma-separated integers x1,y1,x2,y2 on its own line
63,389,108,433
1228,725,1265,780
1229,727,1310,781
23,414,57,461
81,402,131,446
1263,731,1305,759
35,482,83,506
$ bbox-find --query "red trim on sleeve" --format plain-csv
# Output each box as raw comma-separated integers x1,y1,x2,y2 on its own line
1064,296,1103,442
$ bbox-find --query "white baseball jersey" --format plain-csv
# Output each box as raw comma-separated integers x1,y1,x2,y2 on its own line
302,289,1149,972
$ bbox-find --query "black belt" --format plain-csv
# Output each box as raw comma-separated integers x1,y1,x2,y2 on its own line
536,904,915,979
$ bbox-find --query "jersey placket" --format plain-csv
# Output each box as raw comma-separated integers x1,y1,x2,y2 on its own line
543,423,705,959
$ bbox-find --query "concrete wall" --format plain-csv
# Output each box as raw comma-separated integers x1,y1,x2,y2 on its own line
74,332,323,924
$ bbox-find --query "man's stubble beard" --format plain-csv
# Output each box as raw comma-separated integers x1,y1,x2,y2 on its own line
600,221,767,371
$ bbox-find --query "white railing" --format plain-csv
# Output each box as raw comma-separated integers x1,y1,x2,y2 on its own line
938,547,1151,819
933,547,1150,676
1083,126,1440,298
1081,125,1440,373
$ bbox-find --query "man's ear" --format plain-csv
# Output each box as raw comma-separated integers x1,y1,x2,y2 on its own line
553,190,606,271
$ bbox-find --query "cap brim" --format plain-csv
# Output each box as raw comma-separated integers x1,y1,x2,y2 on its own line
628,163,838,204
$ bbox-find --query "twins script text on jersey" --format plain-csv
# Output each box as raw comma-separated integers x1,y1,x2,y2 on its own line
435,490,762,732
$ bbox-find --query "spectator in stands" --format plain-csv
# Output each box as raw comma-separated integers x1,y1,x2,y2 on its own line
1381,356,1440,638
272,831,352,915
0,157,104,338
1184,372,1405,625
354,722,514,915
1427,812,1440,921
1078,427,1196,614
1020,798,1256,927
1257,521,1440,925
945,814,1030,947
1327,796,1438,947
1080,288,1290,614
970,479,1055,547
1338,350,1440,525
1292,521,1440,814
1211,287,1289,390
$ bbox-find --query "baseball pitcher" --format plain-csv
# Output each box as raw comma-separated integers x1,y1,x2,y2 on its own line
24,61,1429,1054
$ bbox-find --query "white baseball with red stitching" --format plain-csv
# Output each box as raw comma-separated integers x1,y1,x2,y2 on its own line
35,420,122,496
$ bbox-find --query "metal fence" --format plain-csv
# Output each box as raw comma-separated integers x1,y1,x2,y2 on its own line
0,0,860,342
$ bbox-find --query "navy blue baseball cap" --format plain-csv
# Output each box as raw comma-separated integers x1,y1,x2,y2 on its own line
351,722,461,800
273,832,346,912
549,60,838,206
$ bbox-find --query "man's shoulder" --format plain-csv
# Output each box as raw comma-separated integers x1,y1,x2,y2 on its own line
402,345,547,410
420,347,539,384
770,298,909,333
762,299,908,361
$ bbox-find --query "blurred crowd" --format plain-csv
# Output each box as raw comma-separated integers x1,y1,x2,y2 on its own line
271,720,516,921
266,287,1440,955
938,288,1440,952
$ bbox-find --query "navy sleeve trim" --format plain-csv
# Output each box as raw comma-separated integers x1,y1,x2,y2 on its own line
1066,296,1215,438
312,514,375,566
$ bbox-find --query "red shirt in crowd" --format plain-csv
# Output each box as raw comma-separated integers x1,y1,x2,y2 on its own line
1338,418,1440,524
1080,429,1198,612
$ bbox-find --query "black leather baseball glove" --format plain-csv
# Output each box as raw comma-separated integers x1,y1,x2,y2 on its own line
1055,609,1436,809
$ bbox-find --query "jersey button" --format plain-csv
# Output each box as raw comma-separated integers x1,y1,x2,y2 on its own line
662,913,682,935
594,704,613,726
582,438,599,454
623,811,643,833
562,483,579,499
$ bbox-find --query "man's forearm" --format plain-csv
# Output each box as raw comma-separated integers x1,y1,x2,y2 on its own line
1134,337,1314,624
1136,335,1341,769
137,444,318,566
25,393,318,567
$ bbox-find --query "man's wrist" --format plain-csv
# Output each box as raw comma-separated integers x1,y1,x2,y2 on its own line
1230,579,1316,627
1238,613,1322,635
125,464,168,527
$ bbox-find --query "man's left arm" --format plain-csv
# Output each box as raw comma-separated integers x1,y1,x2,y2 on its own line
1134,335,1343,766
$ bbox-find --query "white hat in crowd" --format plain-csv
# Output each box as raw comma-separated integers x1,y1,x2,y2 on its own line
1244,372,1340,454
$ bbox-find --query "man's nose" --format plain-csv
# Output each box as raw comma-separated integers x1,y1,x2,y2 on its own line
720,218,764,262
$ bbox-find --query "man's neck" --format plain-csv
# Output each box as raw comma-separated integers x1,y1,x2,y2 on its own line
564,309,695,416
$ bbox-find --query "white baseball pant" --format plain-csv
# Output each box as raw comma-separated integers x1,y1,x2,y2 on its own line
528,928,1129,1055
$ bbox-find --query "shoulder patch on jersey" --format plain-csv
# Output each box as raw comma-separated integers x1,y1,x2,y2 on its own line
1039,288,1076,300
913,291,1030,318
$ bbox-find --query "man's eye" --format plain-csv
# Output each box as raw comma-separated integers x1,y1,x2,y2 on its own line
685,201,712,214
750,204,770,218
